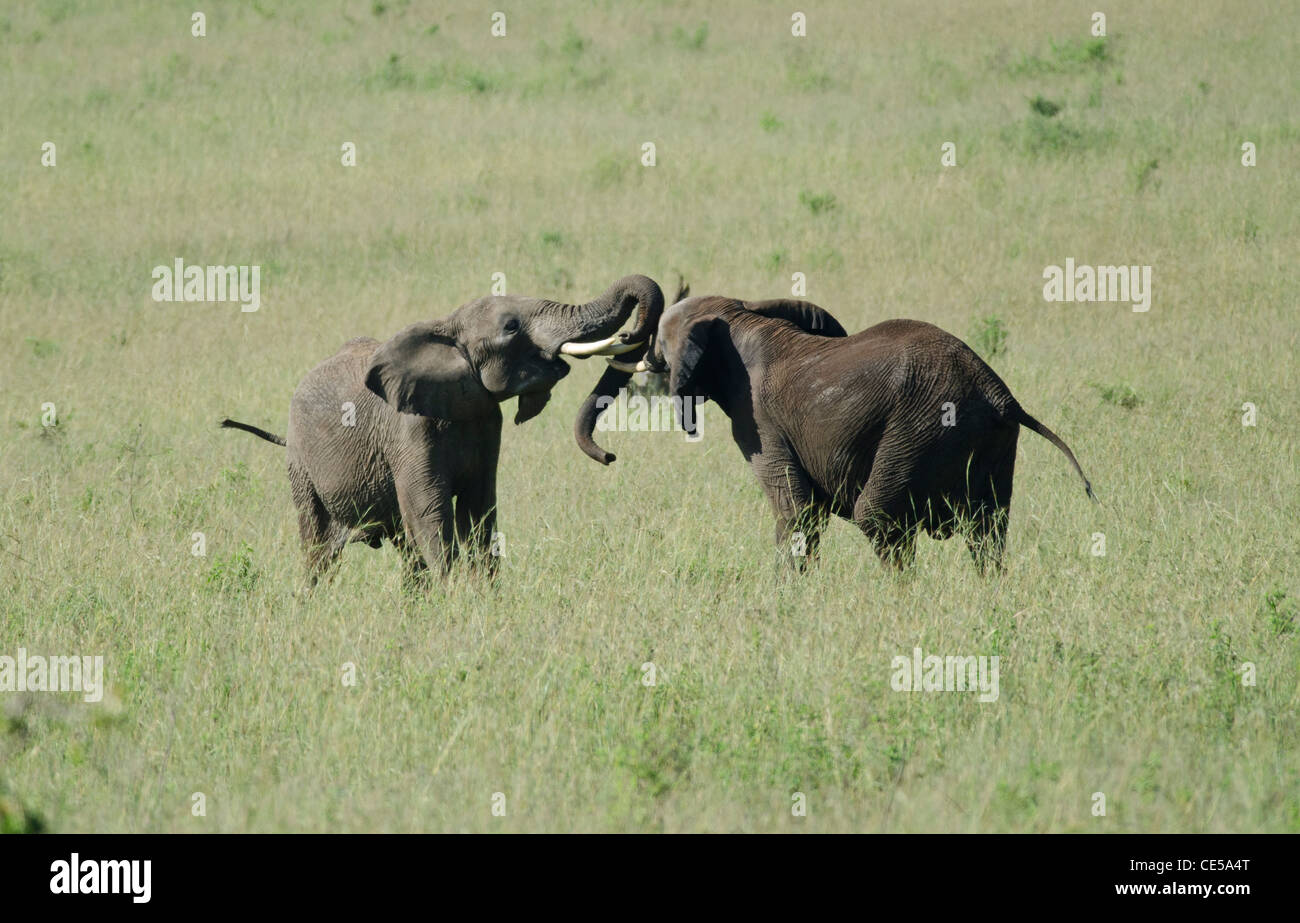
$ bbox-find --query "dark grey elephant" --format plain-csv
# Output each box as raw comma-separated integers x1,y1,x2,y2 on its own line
222,275,664,584
611,294,1093,572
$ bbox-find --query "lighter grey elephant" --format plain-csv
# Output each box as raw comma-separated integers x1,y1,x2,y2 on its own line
221,275,664,585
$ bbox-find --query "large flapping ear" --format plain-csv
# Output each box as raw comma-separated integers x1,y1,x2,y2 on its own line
667,317,714,436
365,322,493,421
744,299,848,337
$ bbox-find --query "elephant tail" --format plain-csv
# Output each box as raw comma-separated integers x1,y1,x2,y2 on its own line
220,418,286,447
1009,406,1095,502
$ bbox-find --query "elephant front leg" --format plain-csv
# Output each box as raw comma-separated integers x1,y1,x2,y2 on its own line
395,474,455,578
391,532,431,592
758,460,823,573
773,502,828,573
454,479,499,578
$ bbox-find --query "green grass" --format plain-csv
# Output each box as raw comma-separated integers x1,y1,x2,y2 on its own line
1,0,1298,833
969,315,1009,361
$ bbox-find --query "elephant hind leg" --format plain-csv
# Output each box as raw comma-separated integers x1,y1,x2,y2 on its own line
290,465,347,588
964,442,1016,575
853,481,920,571
965,505,1009,575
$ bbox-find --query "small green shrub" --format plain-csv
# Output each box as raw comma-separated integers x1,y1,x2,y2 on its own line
1091,381,1141,409
799,190,837,215
970,315,1008,359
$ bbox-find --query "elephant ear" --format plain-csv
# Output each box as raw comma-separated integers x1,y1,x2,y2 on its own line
365,322,493,421
514,390,551,425
668,318,714,436
744,299,847,337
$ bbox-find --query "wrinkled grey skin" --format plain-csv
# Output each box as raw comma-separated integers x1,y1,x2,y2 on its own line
222,275,664,585
647,295,1094,572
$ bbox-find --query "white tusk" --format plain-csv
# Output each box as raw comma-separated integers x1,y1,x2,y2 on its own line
560,334,619,356
559,335,643,357
607,358,650,373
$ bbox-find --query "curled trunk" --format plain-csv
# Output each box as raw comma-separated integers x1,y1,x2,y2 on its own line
573,342,649,464
527,274,663,463
573,277,682,464
539,274,664,349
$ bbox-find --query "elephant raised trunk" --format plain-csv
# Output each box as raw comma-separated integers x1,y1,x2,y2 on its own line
540,274,665,355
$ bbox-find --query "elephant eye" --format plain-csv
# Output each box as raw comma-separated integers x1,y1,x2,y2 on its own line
503,318,520,335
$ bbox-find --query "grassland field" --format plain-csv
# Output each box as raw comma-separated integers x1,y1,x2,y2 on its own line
0,0,1297,832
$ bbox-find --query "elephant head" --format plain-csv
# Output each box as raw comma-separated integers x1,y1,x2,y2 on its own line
609,295,847,436
365,275,665,428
